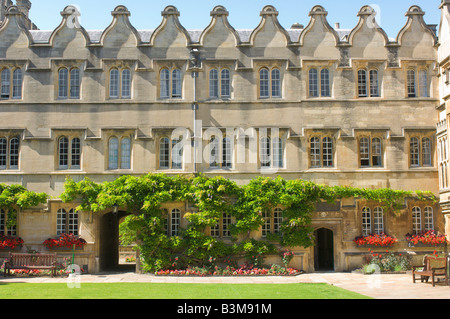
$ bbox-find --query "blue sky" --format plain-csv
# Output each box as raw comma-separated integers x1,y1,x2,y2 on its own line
28,0,441,39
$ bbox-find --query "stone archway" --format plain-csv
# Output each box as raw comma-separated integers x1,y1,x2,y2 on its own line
314,228,334,271
99,211,134,271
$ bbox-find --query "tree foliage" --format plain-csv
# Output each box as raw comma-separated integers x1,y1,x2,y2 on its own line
60,173,436,272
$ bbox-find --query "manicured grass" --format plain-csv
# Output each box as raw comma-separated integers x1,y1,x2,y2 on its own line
0,282,371,299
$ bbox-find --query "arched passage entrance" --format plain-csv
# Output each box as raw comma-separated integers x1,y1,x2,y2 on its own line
99,211,135,271
314,228,334,271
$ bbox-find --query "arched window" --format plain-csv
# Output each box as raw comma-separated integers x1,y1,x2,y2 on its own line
71,137,81,168
57,208,79,236
260,137,271,168
372,137,382,167
412,207,422,235
209,69,219,98
58,68,69,98
159,137,170,169
310,136,320,167
58,137,69,169
171,136,183,169
12,69,22,99
273,208,283,234
170,208,181,236
419,70,428,97
9,137,19,169
407,70,416,97
221,69,230,97
322,137,333,167
121,69,131,98
271,68,281,97
272,137,283,168
70,68,80,99
262,210,271,237
1,68,10,99
410,137,420,166
309,68,318,97
160,69,170,98
360,137,370,167
120,137,131,169
358,70,367,97
209,136,220,168
172,69,182,98
109,68,120,99
362,207,371,236
320,69,330,97
108,137,119,169
369,70,379,97
373,207,384,234
222,137,232,168
0,138,7,168
259,68,269,98
422,137,432,167
56,208,67,235
424,207,434,231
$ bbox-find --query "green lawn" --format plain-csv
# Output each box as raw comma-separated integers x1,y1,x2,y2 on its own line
0,282,371,299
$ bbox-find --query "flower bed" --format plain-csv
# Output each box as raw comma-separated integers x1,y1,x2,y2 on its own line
0,235,23,250
43,233,87,249
354,233,397,247
155,264,302,277
406,230,448,247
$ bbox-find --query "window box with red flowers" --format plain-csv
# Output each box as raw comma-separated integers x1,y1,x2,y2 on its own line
43,233,87,251
406,230,448,248
354,233,398,248
0,234,23,251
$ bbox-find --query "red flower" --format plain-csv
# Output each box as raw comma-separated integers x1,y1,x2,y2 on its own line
43,233,87,249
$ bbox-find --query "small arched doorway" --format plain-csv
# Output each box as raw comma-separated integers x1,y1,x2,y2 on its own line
314,228,334,271
99,211,136,271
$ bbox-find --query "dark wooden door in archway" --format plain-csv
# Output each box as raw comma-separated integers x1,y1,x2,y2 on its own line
314,228,334,271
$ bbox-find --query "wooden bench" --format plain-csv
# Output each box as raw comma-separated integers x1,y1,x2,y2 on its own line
412,256,448,287
3,252,58,277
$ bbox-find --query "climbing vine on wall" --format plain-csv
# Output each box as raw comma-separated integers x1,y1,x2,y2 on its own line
60,173,436,272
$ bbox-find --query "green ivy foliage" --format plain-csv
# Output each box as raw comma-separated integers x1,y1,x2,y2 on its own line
60,173,436,272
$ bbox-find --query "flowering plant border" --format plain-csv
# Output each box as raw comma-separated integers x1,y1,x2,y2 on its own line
405,230,448,247
354,233,398,247
0,234,23,250
43,233,87,249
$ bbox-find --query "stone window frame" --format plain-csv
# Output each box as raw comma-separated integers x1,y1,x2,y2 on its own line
157,133,184,171
261,207,284,238
0,66,23,100
356,68,380,98
258,133,285,170
356,132,384,168
204,129,234,170
308,133,335,169
108,67,132,100
308,67,332,98
404,64,431,98
103,130,133,171
408,133,434,168
57,67,81,100
409,203,435,235
208,67,232,100
57,134,81,170
161,204,185,237
158,65,184,100
258,66,282,99
210,212,234,239
56,207,80,236
438,136,449,189
0,207,18,236
0,133,20,170
359,203,386,237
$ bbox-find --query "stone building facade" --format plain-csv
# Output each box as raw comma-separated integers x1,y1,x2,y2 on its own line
0,3,443,273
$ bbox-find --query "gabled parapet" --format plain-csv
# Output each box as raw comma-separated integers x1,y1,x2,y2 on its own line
347,5,390,47
248,5,292,47
397,5,438,46
98,5,142,48
299,5,340,47
199,5,240,47
0,5,32,52
148,5,191,47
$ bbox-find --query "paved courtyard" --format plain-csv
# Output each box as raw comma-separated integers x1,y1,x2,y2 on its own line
1,271,449,299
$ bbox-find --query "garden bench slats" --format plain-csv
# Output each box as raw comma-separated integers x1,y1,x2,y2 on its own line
412,256,448,287
3,253,57,277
